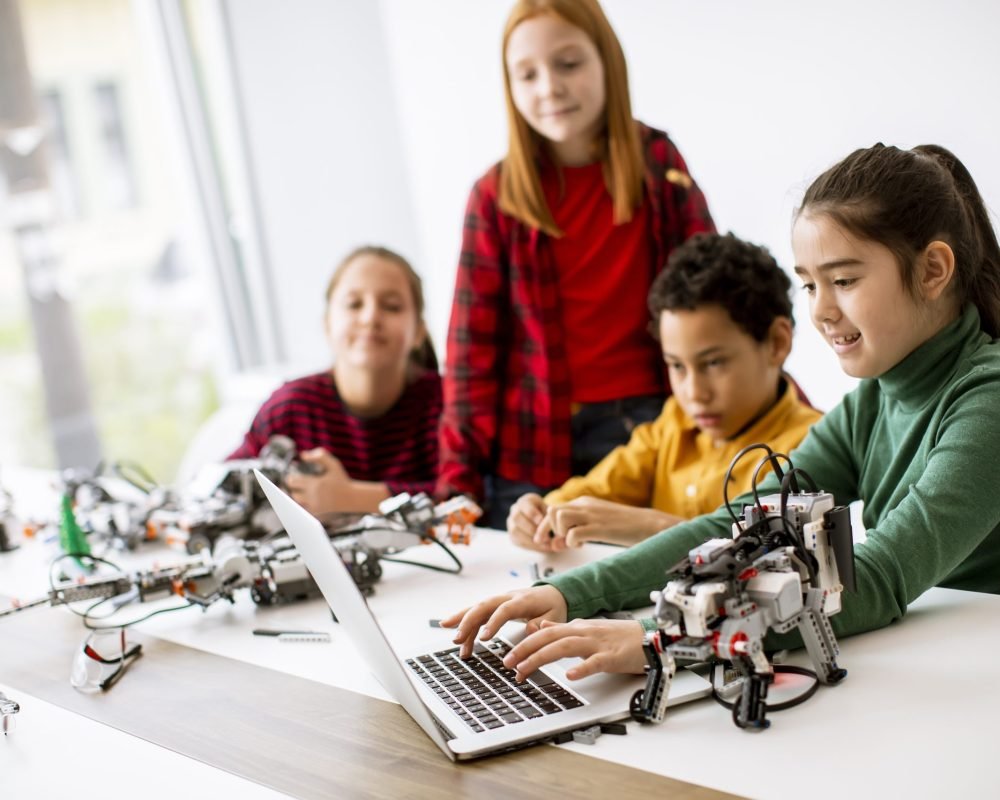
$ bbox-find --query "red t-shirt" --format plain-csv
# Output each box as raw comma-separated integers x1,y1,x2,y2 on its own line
543,162,663,403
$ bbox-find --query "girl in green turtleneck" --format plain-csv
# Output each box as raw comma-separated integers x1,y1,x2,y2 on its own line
443,142,1000,682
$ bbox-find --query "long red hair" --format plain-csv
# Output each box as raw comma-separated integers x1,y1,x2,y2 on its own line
498,0,644,236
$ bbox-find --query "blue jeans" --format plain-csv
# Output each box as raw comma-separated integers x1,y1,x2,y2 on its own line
482,394,664,530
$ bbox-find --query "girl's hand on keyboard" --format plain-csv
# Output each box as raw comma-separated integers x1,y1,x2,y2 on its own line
503,618,646,682
439,586,568,659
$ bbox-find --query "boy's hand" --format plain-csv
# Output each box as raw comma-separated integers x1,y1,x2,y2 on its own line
506,493,553,551
502,618,647,682
545,497,683,550
439,586,568,659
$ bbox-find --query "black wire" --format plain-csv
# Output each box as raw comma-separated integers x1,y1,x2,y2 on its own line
779,469,820,583
750,452,797,552
326,525,370,539
723,444,778,530
82,601,196,631
781,466,817,495
710,663,820,713
732,455,821,585
253,527,297,547
49,553,125,614
380,556,462,574
421,525,464,571
751,451,801,534
80,593,118,621
326,520,465,575
49,551,196,629
381,528,464,574
750,451,793,511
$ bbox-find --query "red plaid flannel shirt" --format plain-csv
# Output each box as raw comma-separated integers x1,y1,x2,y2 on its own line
437,123,715,501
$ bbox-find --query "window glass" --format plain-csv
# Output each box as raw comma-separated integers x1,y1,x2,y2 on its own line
1,0,221,483
93,81,137,209
38,89,79,219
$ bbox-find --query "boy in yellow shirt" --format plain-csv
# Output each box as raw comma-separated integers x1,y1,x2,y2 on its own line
508,232,820,551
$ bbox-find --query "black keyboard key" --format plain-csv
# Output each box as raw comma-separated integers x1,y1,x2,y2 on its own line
407,640,579,728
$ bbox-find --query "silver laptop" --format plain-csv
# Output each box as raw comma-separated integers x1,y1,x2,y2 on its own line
256,471,711,760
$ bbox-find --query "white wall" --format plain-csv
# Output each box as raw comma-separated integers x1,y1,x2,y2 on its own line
229,0,1000,412
221,0,421,376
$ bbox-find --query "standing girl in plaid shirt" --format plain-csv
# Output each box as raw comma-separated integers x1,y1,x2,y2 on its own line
438,0,715,528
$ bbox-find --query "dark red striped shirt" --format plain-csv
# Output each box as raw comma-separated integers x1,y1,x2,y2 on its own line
228,370,441,496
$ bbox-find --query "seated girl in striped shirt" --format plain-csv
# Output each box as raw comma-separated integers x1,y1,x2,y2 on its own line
229,246,441,514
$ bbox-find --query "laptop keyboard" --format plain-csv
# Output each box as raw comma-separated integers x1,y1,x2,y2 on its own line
406,640,584,732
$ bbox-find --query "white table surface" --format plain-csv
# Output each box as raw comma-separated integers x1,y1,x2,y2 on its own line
0,469,995,799
0,680,291,799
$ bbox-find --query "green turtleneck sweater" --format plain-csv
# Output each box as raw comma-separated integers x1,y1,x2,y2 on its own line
544,305,1000,641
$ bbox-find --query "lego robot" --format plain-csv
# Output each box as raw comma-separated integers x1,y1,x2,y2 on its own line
148,435,313,554
251,492,482,601
0,691,19,735
58,463,175,553
630,444,856,730
0,478,17,553
0,491,481,620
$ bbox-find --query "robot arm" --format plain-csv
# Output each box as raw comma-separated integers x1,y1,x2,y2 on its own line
0,550,251,621
0,691,19,734
1,487,482,622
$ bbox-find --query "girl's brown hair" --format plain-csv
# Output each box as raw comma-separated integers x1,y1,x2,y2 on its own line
799,143,1000,337
325,245,438,372
498,0,644,237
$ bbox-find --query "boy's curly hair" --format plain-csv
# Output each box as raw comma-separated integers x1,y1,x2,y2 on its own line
648,232,793,342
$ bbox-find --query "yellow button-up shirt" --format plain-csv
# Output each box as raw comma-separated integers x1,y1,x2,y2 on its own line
545,381,821,518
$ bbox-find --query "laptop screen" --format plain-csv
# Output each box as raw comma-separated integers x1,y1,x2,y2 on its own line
255,470,457,759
